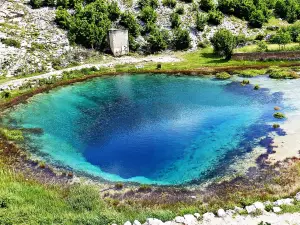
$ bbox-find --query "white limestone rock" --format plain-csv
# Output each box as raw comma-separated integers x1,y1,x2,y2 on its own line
273,207,282,213
217,209,226,217
145,218,164,225
183,214,197,224
253,202,265,211
194,213,200,219
234,206,244,213
295,192,300,201
245,205,256,214
274,198,294,206
124,221,132,225
202,212,215,221
133,220,141,225
174,216,185,223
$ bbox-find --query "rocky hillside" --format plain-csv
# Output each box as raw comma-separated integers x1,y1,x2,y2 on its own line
0,0,278,77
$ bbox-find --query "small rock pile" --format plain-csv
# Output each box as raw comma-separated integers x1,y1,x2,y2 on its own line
117,192,300,225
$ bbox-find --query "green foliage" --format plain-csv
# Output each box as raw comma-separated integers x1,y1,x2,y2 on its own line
120,12,140,37
0,128,24,141
108,2,121,21
170,12,181,28
173,28,191,50
1,91,11,99
148,29,169,53
55,6,72,29
138,0,158,9
241,79,250,85
218,0,236,14
29,0,44,8
256,40,268,52
211,29,236,59
175,6,184,14
1,38,21,48
249,10,266,28
162,0,177,8
268,68,299,79
235,69,267,77
196,13,207,31
199,0,215,12
270,29,292,49
254,85,260,90
273,123,280,128
273,112,285,119
275,0,299,23
129,35,140,52
207,9,224,25
215,72,231,79
140,6,157,23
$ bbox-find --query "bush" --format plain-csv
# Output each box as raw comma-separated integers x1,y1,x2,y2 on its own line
29,0,44,8
173,28,191,50
138,0,158,9
199,0,215,12
195,13,207,31
211,29,236,59
175,6,184,14
108,1,121,21
249,10,266,28
273,112,285,119
215,72,231,79
139,6,157,23
120,12,140,37
148,28,169,53
268,68,299,79
55,6,72,29
162,0,176,8
256,40,268,52
129,35,140,51
236,34,247,47
269,30,292,49
218,0,236,14
170,12,181,28
207,9,224,25
1,38,21,48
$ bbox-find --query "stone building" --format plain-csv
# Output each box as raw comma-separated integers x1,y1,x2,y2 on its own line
108,29,129,56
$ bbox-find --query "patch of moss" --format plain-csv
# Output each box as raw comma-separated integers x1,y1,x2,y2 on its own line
0,128,24,141
235,69,267,77
273,112,285,119
273,123,280,128
268,68,299,79
254,85,260,90
215,72,231,80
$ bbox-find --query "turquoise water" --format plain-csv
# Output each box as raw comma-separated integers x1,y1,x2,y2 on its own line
3,75,282,185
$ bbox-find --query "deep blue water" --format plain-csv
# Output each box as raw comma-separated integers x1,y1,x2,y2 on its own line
3,75,282,185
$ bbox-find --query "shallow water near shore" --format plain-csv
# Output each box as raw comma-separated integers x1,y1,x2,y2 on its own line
2,74,288,185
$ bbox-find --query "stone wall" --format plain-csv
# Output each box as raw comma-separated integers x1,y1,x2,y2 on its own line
108,29,129,56
232,51,300,61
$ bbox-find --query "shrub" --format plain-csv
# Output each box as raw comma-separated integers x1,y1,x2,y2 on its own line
138,184,152,192
170,12,181,28
199,0,215,12
218,0,236,14
38,162,46,169
1,91,11,99
162,0,177,8
207,9,224,25
120,12,140,37
268,68,299,79
249,10,266,28
157,63,162,69
108,1,121,21
273,112,285,119
236,34,247,47
215,72,231,79
176,6,184,14
270,29,292,49
195,13,207,31
129,35,140,51
55,6,72,29
138,0,158,9
1,38,21,48
173,28,191,50
211,29,236,59
140,6,157,23
273,124,280,128
29,0,44,8
148,29,169,53
257,40,268,52
114,183,124,189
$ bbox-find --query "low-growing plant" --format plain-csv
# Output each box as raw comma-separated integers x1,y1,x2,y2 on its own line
254,85,260,90
1,38,21,48
235,69,267,77
215,72,231,80
38,161,46,169
138,184,152,192
196,13,207,31
241,79,250,85
273,112,285,119
207,9,224,25
273,123,280,129
115,183,124,190
170,12,181,28
175,6,184,14
0,128,24,141
268,68,299,79
162,0,176,8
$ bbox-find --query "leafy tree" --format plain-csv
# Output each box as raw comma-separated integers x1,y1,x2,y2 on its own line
208,9,224,25
256,40,268,52
249,10,266,28
195,13,207,31
162,0,177,8
234,0,256,20
274,0,287,18
138,0,158,9
218,0,236,14
270,29,292,49
199,0,215,12
29,0,44,8
139,6,157,23
173,28,191,50
108,2,121,21
210,29,237,59
44,0,56,7
288,22,300,41
119,12,140,37
170,12,181,28
57,0,70,8
142,22,157,34
55,6,72,29
148,29,169,52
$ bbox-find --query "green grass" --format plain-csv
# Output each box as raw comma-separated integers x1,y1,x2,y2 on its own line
235,43,300,53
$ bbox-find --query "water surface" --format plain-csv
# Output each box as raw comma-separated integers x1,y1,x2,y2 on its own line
3,75,282,185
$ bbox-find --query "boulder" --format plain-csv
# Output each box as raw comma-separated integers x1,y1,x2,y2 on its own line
225,209,236,217
234,206,244,213
274,198,294,206
245,205,256,214
145,218,164,225
253,202,265,211
174,216,185,223
183,214,197,224
217,209,226,217
295,192,300,201
273,207,281,213
124,221,132,225
133,220,141,225
194,213,201,219
202,212,215,221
